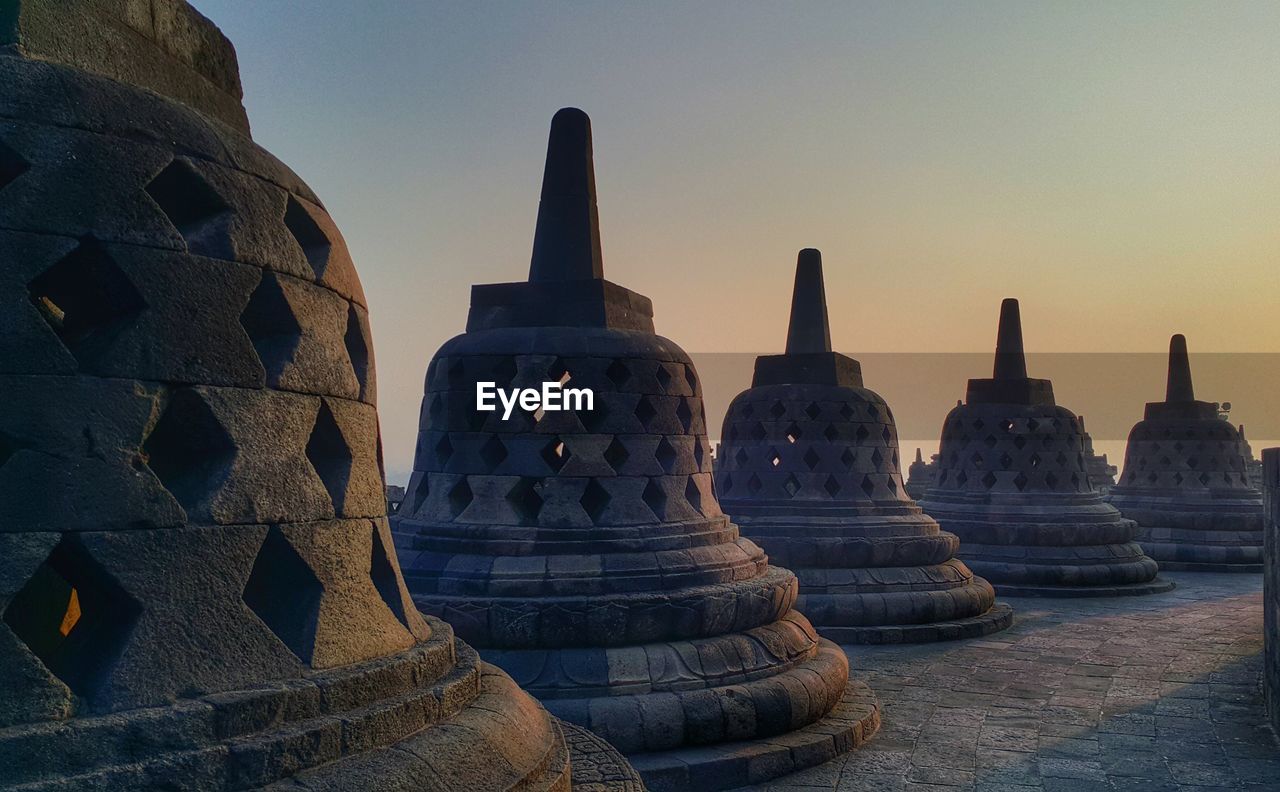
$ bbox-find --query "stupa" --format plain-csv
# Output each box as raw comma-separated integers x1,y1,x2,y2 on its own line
392,110,879,790
1108,335,1264,572
918,300,1172,596
714,251,1012,643
0,2,640,789
1077,416,1118,494
905,449,939,500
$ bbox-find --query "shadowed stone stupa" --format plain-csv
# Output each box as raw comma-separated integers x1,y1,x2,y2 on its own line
714,251,1012,643
1108,335,1264,572
0,2,638,789
393,109,879,791
919,300,1172,597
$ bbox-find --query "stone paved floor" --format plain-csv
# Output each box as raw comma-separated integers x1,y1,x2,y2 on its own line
752,572,1278,791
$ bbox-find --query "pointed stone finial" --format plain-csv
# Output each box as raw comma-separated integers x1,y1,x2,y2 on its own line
1240,424,1248,440
1078,414,1087,431
992,298,1028,380
528,108,604,282
915,448,924,463
784,248,833,354
1165,334,1195,402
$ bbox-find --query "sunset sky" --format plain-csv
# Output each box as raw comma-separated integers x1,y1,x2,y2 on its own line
197,1,1280,482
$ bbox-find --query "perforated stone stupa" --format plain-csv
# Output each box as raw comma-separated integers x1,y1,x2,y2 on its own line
1108,335,1264,572
0,2,638,789
714,251,1012,643
1077,416,1117,494
918,300,1172,597
392,109,880,791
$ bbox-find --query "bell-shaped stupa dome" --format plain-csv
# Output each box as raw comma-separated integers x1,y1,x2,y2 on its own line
918,300,1172,596
0,2,638,788
714,250,1012,642
1108,335,1263,571
392,110,880,790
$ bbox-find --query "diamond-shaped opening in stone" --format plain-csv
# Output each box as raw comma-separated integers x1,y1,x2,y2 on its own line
729,448,748,470
634,396,657,428
684,364,698,392
3,535,141,701
865,403,879,418
871,448,884,468
1029,453,1041,469
881,426,893,445
283,196,331,280
1013,472,1029,491
855,425,870,443
143,388,236,516
1051,418,1062,429
972,418,985,430
1186,456,1199,469
507,478,544,526
805,402,821,421
840,448,856,469
480,435,508,470
721,473,733,493
824,475,841,497
606,359,631,387
769,401,786,419
239,271,302,382
1147,471,1159,484
1027,418,1039,431
344,304,370,400
655,364,673,392
887,476,898,494
999,419,1014,433
27,239,146,366
750,423,767,443
1173,471,1184,486
860,474,876,497
803,448,821,470
823,424,838,443
741,403,755,419
676,399,694,433
981,471,997,489
580,479,611,523
999,452,1013,470
1174,441,1184,452
1045,471,1059,488
783,474,802,498
694,438,706,470
541,437,570,473
768,448,782,468
1013,435,1027,450
1198,472,1211,486
435,434,455,467
642,479,668,520
785,423,802,444
839,404,854,421
548,357,571,387
408,475,430,516
447,478,473,518
1056,452,1069,467
305,400,354,514
243,527,323,664
369,526,409,627
145,159,232,255
982,435,998,449
603,437,629,473
748,474,763,495
970,452,984,468
684,478,703,514
0,138,30,192
956,470,969,486
655,437,678,474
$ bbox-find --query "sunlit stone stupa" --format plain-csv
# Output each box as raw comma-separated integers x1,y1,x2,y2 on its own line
0,2,638,789
714,251,1012,643
393,109,880,790
1108,335,1264,572
918,300,1172,597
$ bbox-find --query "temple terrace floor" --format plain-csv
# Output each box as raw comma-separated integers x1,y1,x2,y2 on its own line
746,572,1277,791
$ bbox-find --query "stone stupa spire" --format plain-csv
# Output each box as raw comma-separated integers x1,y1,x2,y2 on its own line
529,107,604,282
1165,333,1195,402
992,297,1028,380
784,248,832,354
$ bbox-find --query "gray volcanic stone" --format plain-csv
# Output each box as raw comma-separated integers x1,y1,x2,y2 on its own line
1108,335,1264,572
393,109,879,790
1263,448,1280,736
918,299,1172,597
714,250,1012,644
0,3,633,789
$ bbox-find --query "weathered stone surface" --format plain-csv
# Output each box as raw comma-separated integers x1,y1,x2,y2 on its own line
0,7,633,790
919,299,1171,597
1263,448,1280,736
394,109,877,788
715,250,1012,643
1109,335,1264,572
